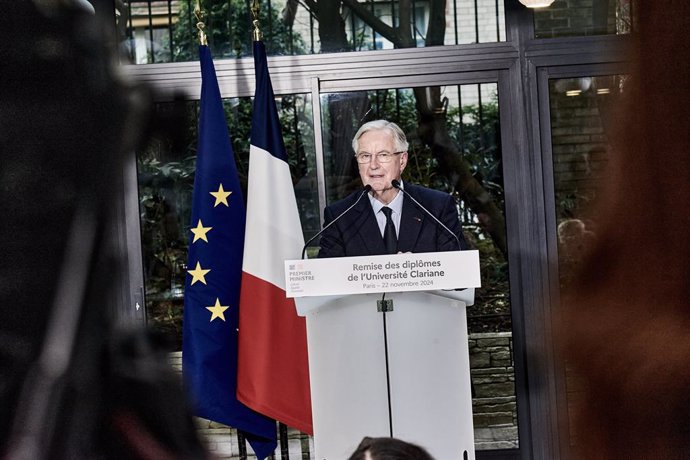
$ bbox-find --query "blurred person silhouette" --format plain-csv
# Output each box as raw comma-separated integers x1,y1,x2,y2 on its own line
347,436,435,460
0,1,207,458
557,218,596,287
562,2,690,458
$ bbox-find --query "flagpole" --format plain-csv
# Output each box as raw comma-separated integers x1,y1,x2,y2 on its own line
194,0,208,46
251,0,262,41
249,6,292,454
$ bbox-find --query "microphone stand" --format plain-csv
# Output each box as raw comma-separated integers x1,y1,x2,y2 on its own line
300,185,372,259
391,180,462,251
379,291,394,437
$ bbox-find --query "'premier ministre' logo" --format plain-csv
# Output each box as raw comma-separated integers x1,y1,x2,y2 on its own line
290,269,314,282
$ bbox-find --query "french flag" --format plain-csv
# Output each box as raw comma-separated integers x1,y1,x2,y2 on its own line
237,40,313,435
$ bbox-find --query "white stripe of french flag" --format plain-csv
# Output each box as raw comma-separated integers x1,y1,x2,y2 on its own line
237,40,313,436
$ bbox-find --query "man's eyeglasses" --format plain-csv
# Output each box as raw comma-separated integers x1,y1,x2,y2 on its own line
355,151,404,164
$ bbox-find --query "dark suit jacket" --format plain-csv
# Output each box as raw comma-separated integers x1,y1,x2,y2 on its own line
317,183,468,258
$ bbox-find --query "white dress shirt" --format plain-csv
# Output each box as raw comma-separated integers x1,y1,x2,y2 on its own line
368,181,404,238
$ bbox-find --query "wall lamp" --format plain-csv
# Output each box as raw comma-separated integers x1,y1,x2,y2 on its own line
519,0,555,7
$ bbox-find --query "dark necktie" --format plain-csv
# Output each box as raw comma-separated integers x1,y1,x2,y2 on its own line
381,206,397,254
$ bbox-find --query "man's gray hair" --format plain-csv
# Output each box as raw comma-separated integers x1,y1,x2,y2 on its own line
352,120,409,154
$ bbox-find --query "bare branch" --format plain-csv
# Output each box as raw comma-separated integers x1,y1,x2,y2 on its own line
281,0,300,27
300,0,319,15
340,0,399,45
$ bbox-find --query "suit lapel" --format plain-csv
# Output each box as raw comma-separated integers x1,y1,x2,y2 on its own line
349,196,387,255
398,186,424,252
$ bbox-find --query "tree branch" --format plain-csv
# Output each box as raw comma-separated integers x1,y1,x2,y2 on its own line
340,0,399,45
300,0,319,15
282,0,300,27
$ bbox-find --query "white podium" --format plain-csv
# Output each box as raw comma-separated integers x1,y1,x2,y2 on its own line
285,252,480,460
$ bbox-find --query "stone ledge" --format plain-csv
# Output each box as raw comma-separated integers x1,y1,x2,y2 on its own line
472,366,515,375
469,332,513,340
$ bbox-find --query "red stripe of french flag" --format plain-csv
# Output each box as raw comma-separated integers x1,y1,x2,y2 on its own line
237,134,313,434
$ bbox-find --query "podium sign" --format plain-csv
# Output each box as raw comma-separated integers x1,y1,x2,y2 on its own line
285,250,480,297
287,250,481,459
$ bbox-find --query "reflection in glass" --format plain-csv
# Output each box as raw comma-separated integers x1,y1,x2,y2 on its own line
137,94,317,350
320,84,518,449
117,0,505,64
549,74,625,450
534,0,635,39
549,75,623,289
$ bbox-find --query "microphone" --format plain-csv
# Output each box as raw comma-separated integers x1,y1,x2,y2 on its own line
301,185,372,259
391,179,462,251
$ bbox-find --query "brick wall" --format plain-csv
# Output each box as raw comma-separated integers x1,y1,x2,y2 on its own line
469,331,518,449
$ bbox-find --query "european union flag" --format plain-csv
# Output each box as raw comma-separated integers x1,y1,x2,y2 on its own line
182,44,277,459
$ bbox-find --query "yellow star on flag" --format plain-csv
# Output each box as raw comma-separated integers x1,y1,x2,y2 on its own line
187,261,210,285
210,184,232,207
206,298,230,322
190,219,212,243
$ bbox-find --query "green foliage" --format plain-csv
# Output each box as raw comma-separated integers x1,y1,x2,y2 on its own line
448,101,503,204
138,154,194,347
280,95,314,180
170,0,306,61
467,234,511,333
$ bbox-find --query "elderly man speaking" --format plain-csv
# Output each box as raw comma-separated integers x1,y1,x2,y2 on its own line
318,120,468,258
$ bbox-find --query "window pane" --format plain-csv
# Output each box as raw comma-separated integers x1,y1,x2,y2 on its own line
534,0,635,39
137,93,317,349
548,74,625,449
550,75,623,288
117,0,506,64
320,84,518,450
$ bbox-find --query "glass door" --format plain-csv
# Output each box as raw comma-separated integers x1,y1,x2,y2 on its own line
539,64,628,456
